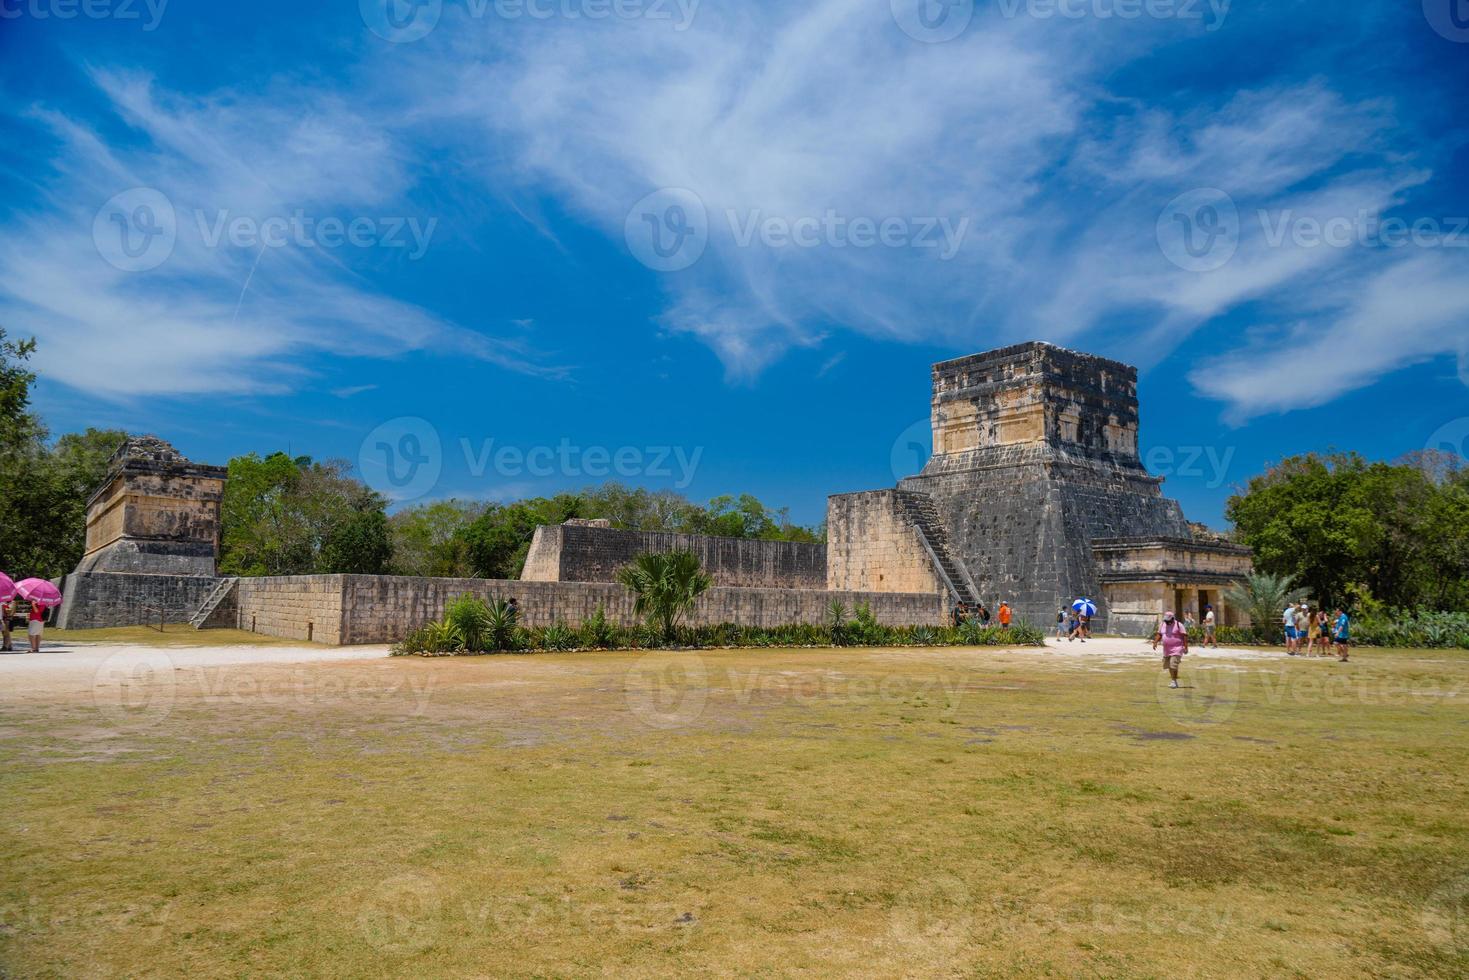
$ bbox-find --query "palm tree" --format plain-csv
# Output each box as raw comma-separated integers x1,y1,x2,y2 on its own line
1224,571,1309,634
616,550,713,644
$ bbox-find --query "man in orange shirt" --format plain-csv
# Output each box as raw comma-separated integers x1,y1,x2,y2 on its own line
998,601,1012,629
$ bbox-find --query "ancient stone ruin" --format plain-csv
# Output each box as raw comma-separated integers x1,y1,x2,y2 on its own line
54,343,1250,642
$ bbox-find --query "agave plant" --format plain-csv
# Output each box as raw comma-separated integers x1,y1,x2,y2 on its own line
423,619,466,654
484,597,519,651
615,550,713,644
444,593,491,652
540,620,577,652
580,604,616,649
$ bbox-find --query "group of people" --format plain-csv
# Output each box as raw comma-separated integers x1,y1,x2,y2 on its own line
950,601,1014,629
1056,605,1096,642
0,598,47,653
1282,601,1351,662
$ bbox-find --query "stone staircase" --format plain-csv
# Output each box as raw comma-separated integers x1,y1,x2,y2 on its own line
896,490,980,607
189,576,238,630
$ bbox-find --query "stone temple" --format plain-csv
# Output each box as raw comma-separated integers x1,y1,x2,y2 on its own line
55,343,1251,642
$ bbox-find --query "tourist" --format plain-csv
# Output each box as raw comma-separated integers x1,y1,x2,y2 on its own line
1333,607,1351,662
1152,610,1190,689
1294,603,1312,657
1315,609,1332,656
1066,611,1082,642
1202,603,1217,649
1184,610,1196,636
507,597,520,626
1080,612,1091,641
998,601,1012,630
1055,608,1066,640
27,601,44,653
1283,603,1298,654
977,604,991,626
1,597,12,652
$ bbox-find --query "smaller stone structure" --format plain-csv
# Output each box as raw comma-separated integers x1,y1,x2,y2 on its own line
1092,537,1254,636
56,437,228,630
523,523,828,591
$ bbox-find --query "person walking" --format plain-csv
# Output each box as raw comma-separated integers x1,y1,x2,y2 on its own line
1315,609,1332,656
1152,611,1190,689
1202,603,1218,649
1332,607,1351,662
998,601,1012,630
1284,603,1299,654
26,601,45,653
1055,608,1067,640
1,598,13,652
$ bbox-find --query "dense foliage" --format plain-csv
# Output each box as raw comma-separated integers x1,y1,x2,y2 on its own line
392,484,824,579
219,453,392,576
0,328,127,578
1227,451,1469,611
394,594,1047,655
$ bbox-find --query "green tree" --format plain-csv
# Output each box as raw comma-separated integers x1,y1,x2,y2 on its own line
220,452,391,575
1224,572,1308,634
388,499,488,577
615,549,712,643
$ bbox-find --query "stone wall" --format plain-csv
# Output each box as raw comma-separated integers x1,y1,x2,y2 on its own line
54,572,220,630
235,576,346,644
224,575,945,646
522,524,828,590
826,491,945,595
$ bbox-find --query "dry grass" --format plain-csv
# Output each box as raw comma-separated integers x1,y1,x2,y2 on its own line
1,643,1467,977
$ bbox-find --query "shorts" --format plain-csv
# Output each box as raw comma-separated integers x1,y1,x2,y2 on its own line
1285,627,1298,640
1163,654,1182,669
27,620,43,637
1204,625,1216,636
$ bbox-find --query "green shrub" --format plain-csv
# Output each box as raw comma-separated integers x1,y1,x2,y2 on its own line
444,593,490,652
539,620,578,652
580,604,617,649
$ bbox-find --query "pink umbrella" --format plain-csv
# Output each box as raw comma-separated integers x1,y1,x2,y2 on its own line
16,578,62,609
0,573,15,603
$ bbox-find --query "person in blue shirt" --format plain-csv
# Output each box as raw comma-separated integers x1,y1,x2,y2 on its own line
1332,607,1351,662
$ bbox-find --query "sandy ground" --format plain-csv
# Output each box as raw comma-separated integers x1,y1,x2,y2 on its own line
0,639,391,696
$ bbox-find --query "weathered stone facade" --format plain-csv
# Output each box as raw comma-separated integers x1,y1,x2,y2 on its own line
826,491,945,595
830,342,1251,630
523,524,827,590
55,437,228,630
73,435,227,576
226,575,944,645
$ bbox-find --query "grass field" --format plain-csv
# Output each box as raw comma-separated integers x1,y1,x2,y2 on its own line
2,639,1467,977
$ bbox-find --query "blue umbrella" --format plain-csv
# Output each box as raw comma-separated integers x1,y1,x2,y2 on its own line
1072,598,1097,617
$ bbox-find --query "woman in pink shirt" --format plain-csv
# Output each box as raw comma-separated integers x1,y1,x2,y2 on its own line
1152,611,1190,689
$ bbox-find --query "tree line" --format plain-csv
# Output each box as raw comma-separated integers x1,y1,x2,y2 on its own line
1226,450,1469,612
0,330,822,581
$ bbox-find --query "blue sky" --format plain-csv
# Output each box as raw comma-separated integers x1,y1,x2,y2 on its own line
2,0,1467,528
